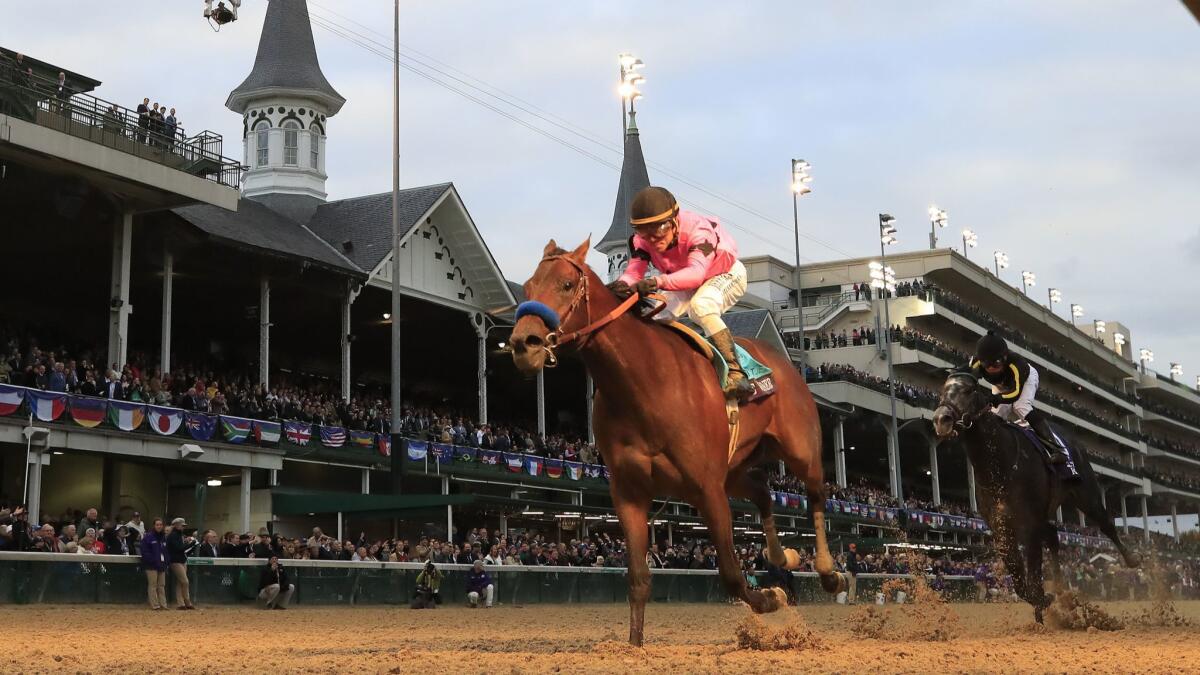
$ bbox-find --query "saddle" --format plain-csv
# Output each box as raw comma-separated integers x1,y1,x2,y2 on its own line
1010,423,1079,481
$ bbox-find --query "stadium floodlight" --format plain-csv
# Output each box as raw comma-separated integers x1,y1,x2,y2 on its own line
1069,303,1083,326
1196,375,1199,392
928,206,948,249
791,159,812,195
961,229,978,258
875,213,903,500
1048,288,1062,307
879,214,898,246
1139,348,1154,374
790,159,812,378
993,250,1008,276
1113,332,1126,356
1021,271,1036,295
1169,362,1182,381
868,261,896,293
618,52,646,128
1093,319,1106,334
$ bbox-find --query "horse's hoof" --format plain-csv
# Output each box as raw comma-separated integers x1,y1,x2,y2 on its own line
782,548,802,570
819,572,846,595
759,587,786,612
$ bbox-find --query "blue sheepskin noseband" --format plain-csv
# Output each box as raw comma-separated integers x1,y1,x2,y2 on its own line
514,301,561,330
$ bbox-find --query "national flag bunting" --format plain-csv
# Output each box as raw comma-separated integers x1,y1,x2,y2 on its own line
584,464,603,480
454,446,476,462
254,420,281,445
0,384,26,416
565,461,583,481
320,426,346,448
26,390,67,422
184,413,216,441
524,455,543,477
349,430,375,449
219,416,253,443
70,397,108,428
407,440,428,460
284,421,311,446
545,458,563,479
147,405,183,436
431,443,454,464
504,453,523,472
479,450,500,465
107,400,146,431
377,435,391,457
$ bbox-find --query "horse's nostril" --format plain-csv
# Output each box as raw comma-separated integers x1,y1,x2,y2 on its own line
524,334,544,348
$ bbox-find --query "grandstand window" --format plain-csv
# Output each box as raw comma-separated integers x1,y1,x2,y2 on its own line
254,119,270,167
309,123,321,169
283,120,300,166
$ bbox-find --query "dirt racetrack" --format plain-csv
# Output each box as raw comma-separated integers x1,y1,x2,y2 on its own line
4,600,1198,673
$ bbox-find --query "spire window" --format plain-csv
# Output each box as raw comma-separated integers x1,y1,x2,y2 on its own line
283,119,300,166
253,119,270,167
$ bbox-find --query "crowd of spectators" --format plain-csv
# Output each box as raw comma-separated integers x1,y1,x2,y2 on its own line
805,363,941,409
806,325,893,351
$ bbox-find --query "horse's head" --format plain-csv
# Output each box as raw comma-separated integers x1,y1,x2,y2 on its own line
932,370,988,440
509,238,595,376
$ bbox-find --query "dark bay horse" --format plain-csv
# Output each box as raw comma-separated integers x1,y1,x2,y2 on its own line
932,371,1139,622
509,239,844,646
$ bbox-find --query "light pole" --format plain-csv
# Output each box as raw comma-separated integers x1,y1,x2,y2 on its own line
1139,348,1153,374
1169,363,1182,382
618,53,645,133
928,205,947,249
961,229,977,259
874,213,901,501
993,250,1008,277
1195,375,1199,392
1070,303,1084,327
791,159,812,377
1048,288,1062,314
389,0,404,494
1020,270,1036,296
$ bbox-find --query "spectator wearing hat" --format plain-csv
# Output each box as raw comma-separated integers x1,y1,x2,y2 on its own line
252,529,273,559
257,556,294,610
166,517,196,610
466,560,494,608
141,518,168,610
124,512,145,537
102,524,131,555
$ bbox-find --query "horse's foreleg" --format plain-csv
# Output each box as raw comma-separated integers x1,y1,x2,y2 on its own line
1021,532,1049,621
771,416,844,594
614,492,651,647
1044,523,1064,595
698,490,781,614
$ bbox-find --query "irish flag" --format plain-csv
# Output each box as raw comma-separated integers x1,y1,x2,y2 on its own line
70,397,108,428
147,406,183,435
0,384,25,416
106,400,146,431
27,390,67,422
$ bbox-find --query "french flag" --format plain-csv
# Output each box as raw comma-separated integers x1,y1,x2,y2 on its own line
0,384,25,416
26,390,67,422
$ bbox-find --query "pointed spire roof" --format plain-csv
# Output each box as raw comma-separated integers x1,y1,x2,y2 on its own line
597,115,651,254
226,0,345,115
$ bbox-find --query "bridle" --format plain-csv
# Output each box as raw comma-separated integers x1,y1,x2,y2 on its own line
513,254,638,368
936,373,987,439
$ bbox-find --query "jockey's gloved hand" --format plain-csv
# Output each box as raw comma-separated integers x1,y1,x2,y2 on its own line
606,280,633,299
633,277,659,296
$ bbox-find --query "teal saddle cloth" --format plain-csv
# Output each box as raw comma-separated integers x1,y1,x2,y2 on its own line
711,342,773,388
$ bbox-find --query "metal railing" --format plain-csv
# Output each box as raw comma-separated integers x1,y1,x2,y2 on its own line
0,57,243,189
0,553,981,606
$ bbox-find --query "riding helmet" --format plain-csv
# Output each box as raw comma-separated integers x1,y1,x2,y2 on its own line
630,186,679,226
974,330,1008,364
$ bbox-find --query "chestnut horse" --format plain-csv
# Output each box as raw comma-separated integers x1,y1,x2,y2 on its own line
510,239,844,646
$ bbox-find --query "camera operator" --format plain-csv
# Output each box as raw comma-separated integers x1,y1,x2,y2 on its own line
166,517,197,610
258,556,294,610
1,506,32,551
411,561,442,609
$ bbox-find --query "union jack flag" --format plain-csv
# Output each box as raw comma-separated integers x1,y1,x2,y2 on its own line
284,421,311,446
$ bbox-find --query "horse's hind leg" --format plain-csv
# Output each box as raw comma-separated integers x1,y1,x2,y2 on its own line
697,487,781,613
1044,522,1064,595
1021,531,1050,622
1074,487,1140,568
729,466,786,567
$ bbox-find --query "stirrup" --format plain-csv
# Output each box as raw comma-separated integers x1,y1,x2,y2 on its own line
725,369,754,401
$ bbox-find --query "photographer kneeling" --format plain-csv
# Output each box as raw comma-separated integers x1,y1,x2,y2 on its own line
411,561,442,609
258,556,294,610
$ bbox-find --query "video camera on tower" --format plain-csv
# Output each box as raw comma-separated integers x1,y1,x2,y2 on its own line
203,0,241,29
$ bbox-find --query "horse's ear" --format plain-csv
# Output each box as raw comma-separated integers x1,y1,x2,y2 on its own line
542,239,559,258
569,236,591,263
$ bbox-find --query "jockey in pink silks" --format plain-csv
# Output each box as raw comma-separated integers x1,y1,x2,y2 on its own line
606,186,752,400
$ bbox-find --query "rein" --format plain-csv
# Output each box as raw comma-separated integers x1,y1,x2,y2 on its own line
514,254,638,367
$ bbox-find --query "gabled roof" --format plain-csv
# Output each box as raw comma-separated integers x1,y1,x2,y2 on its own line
225,0,345,115
597,123,651,254
173,198,362,275
307,183,451,272
724,309,771,339
507,280,527,305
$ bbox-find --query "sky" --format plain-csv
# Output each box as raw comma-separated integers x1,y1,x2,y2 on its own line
5,1,1199,373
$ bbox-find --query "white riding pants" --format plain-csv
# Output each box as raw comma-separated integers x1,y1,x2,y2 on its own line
657,260,747,336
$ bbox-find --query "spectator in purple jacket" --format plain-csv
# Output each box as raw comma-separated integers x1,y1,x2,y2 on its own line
140,518,168,610
466,560,494,608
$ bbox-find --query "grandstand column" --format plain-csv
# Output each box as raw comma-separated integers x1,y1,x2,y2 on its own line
361,468,370,495
1140,496,1150,543
106,212,133,368
25,450,47,524
337,512,343,542
160,251,173,373
536,370,546,436
929,438,941,506
966,461,978,512
442,476,453,540
833,417,847,488
499,515,508,537
586,375,594,444
1171,503,1179,543
1078,510,1085,527
240,467,251,534
1056,506,1063,522
886,430,901,499
259,278,270,387
341,282,356,403
1120,491,1129,534
476,330,488,424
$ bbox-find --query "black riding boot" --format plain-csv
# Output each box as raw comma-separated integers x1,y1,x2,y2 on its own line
710,329,754,402
1030,415,1068,465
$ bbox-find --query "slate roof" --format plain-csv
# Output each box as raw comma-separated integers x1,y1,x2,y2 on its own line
506,280,527,305
225,0,345,114
173,198,361,275
723,309,772,340
307,183,451,272
597,124,651,254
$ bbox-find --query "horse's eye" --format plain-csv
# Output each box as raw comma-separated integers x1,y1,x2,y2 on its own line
561,280,573,291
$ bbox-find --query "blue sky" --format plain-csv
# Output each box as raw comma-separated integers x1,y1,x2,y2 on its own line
6,1,1199,373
